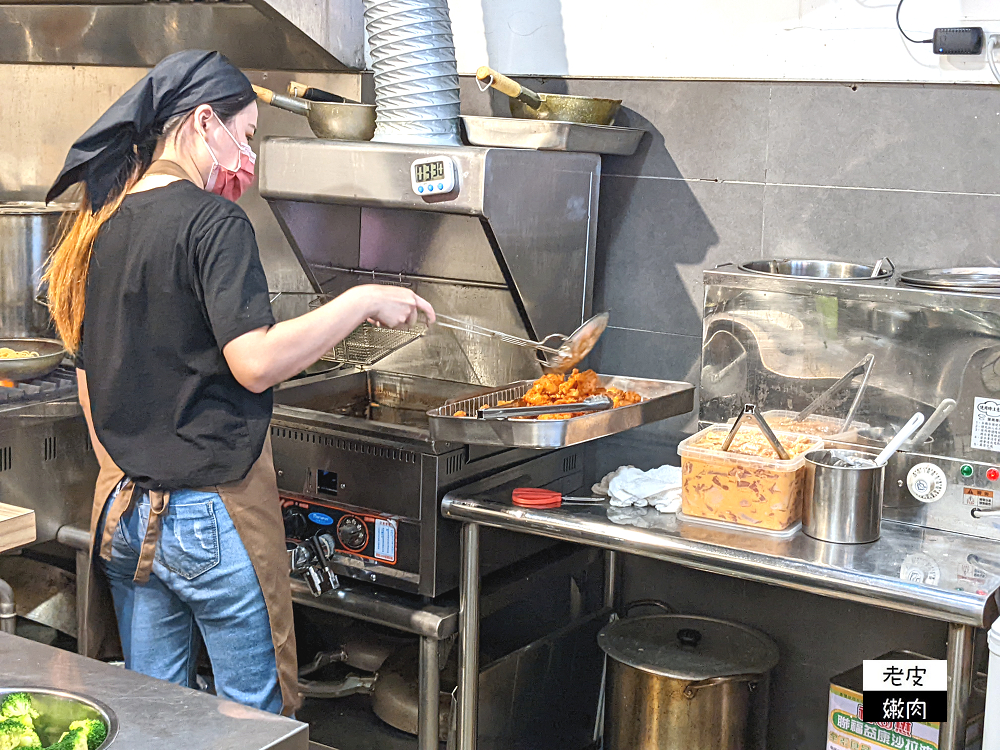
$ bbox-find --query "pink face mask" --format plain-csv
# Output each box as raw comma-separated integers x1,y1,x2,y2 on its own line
201,112,256,202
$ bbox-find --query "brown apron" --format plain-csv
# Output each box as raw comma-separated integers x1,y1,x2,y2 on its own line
81,160,299,715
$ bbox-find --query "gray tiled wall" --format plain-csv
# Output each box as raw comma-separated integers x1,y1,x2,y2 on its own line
463,76,998,749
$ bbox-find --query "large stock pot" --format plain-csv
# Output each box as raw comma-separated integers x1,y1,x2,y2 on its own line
598,613,779,750
0,202,70,337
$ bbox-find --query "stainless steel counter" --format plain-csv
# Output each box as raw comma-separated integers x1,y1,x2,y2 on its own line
0,632,309,750
440,466,1000,750
442,494,1000,627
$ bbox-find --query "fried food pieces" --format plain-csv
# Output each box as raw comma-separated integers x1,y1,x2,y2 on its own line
493,369,642,420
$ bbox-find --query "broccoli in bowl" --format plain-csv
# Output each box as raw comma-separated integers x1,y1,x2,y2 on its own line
0,692,110,750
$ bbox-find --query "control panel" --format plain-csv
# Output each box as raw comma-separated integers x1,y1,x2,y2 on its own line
884,453,1000,540
906,463,948,503
282,495,398,565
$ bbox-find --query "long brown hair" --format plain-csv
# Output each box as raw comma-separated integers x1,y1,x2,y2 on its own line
44,91,254,354
45,171,143,354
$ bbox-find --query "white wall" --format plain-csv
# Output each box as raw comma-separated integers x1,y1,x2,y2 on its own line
446,0,1000,83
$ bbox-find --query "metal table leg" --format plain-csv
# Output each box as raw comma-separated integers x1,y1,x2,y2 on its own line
457,523,480,750
419,635,441,750
942,622,974,750
604,550,618,611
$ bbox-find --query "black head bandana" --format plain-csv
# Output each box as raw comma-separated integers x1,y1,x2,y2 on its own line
46,49,254,211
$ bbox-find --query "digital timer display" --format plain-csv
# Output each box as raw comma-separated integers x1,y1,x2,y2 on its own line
414,161,445,183
409,156,457,196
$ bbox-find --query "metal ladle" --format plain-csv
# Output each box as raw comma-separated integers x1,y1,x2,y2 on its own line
434,312,610,373
873,412,925,466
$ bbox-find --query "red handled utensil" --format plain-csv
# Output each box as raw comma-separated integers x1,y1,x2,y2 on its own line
511,488,604,508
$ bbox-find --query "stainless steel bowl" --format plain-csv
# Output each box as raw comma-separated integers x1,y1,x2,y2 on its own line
0,688,117,750
0,338,66,381
739,258,894,281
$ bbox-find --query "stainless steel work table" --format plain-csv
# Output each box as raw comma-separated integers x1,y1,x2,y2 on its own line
441,469,1000,750
0,631,309,749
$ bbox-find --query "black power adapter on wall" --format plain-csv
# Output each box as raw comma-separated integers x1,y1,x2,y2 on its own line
896,0,985,55
932,27,984,55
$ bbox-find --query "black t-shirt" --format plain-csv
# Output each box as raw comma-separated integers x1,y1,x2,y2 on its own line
79,180,275,490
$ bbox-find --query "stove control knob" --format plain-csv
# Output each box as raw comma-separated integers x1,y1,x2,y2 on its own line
282,507,308,538
338,516,368,551
315,532,337,559
907,463,948,503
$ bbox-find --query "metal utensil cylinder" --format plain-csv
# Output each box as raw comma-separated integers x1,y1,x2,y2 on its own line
803,450,884,544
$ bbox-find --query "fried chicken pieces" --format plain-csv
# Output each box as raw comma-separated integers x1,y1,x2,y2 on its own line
453,369,642,420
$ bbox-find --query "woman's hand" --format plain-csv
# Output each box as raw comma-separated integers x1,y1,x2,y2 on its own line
223,285,436,393
353,285,435,329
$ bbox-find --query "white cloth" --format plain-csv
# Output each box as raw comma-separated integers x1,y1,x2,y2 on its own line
596,464,682,511
592,466,634,497
651,486,682,514
606,506,653,528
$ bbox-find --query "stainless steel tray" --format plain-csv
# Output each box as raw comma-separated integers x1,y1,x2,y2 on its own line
460,116,645,156
427,374,694,448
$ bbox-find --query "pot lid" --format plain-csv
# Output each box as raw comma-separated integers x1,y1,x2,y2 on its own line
597,615,779,681
898,267,1000,292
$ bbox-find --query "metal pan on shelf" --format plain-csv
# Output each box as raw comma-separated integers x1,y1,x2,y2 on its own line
460,116,645,155
427,374,694,448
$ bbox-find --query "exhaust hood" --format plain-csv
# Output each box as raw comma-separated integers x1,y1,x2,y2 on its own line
258,138,601,377
0,0,363,71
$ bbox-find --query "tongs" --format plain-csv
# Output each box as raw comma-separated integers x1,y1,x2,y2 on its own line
794,353,875,434
477,395,613,420
434,312,610,373
722,404,790,461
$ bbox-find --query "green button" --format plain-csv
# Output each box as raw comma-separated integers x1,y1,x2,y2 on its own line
961,464,974,478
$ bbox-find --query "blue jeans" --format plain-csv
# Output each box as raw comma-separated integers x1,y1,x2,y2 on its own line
97,486,283,714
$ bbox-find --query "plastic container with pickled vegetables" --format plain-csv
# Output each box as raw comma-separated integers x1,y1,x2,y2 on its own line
677,425,824,531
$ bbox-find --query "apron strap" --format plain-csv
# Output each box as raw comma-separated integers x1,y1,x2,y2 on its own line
134,490,170,584
98,480,137,563
98,481,171,584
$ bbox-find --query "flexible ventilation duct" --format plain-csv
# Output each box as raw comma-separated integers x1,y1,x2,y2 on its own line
363,0,461,146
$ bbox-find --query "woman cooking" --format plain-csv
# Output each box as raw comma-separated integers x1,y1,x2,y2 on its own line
43,50,434,717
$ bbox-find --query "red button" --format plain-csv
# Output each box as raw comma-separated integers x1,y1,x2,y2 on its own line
987,468,999,482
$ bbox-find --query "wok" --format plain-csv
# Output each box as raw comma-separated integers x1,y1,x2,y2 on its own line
252,85,375,141
476,66,621,125
0,338,66,381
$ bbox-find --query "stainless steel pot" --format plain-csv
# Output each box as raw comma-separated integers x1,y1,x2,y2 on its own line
598,614,779,750
738,257,894,281
803,449,884,544
0,202,69,337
